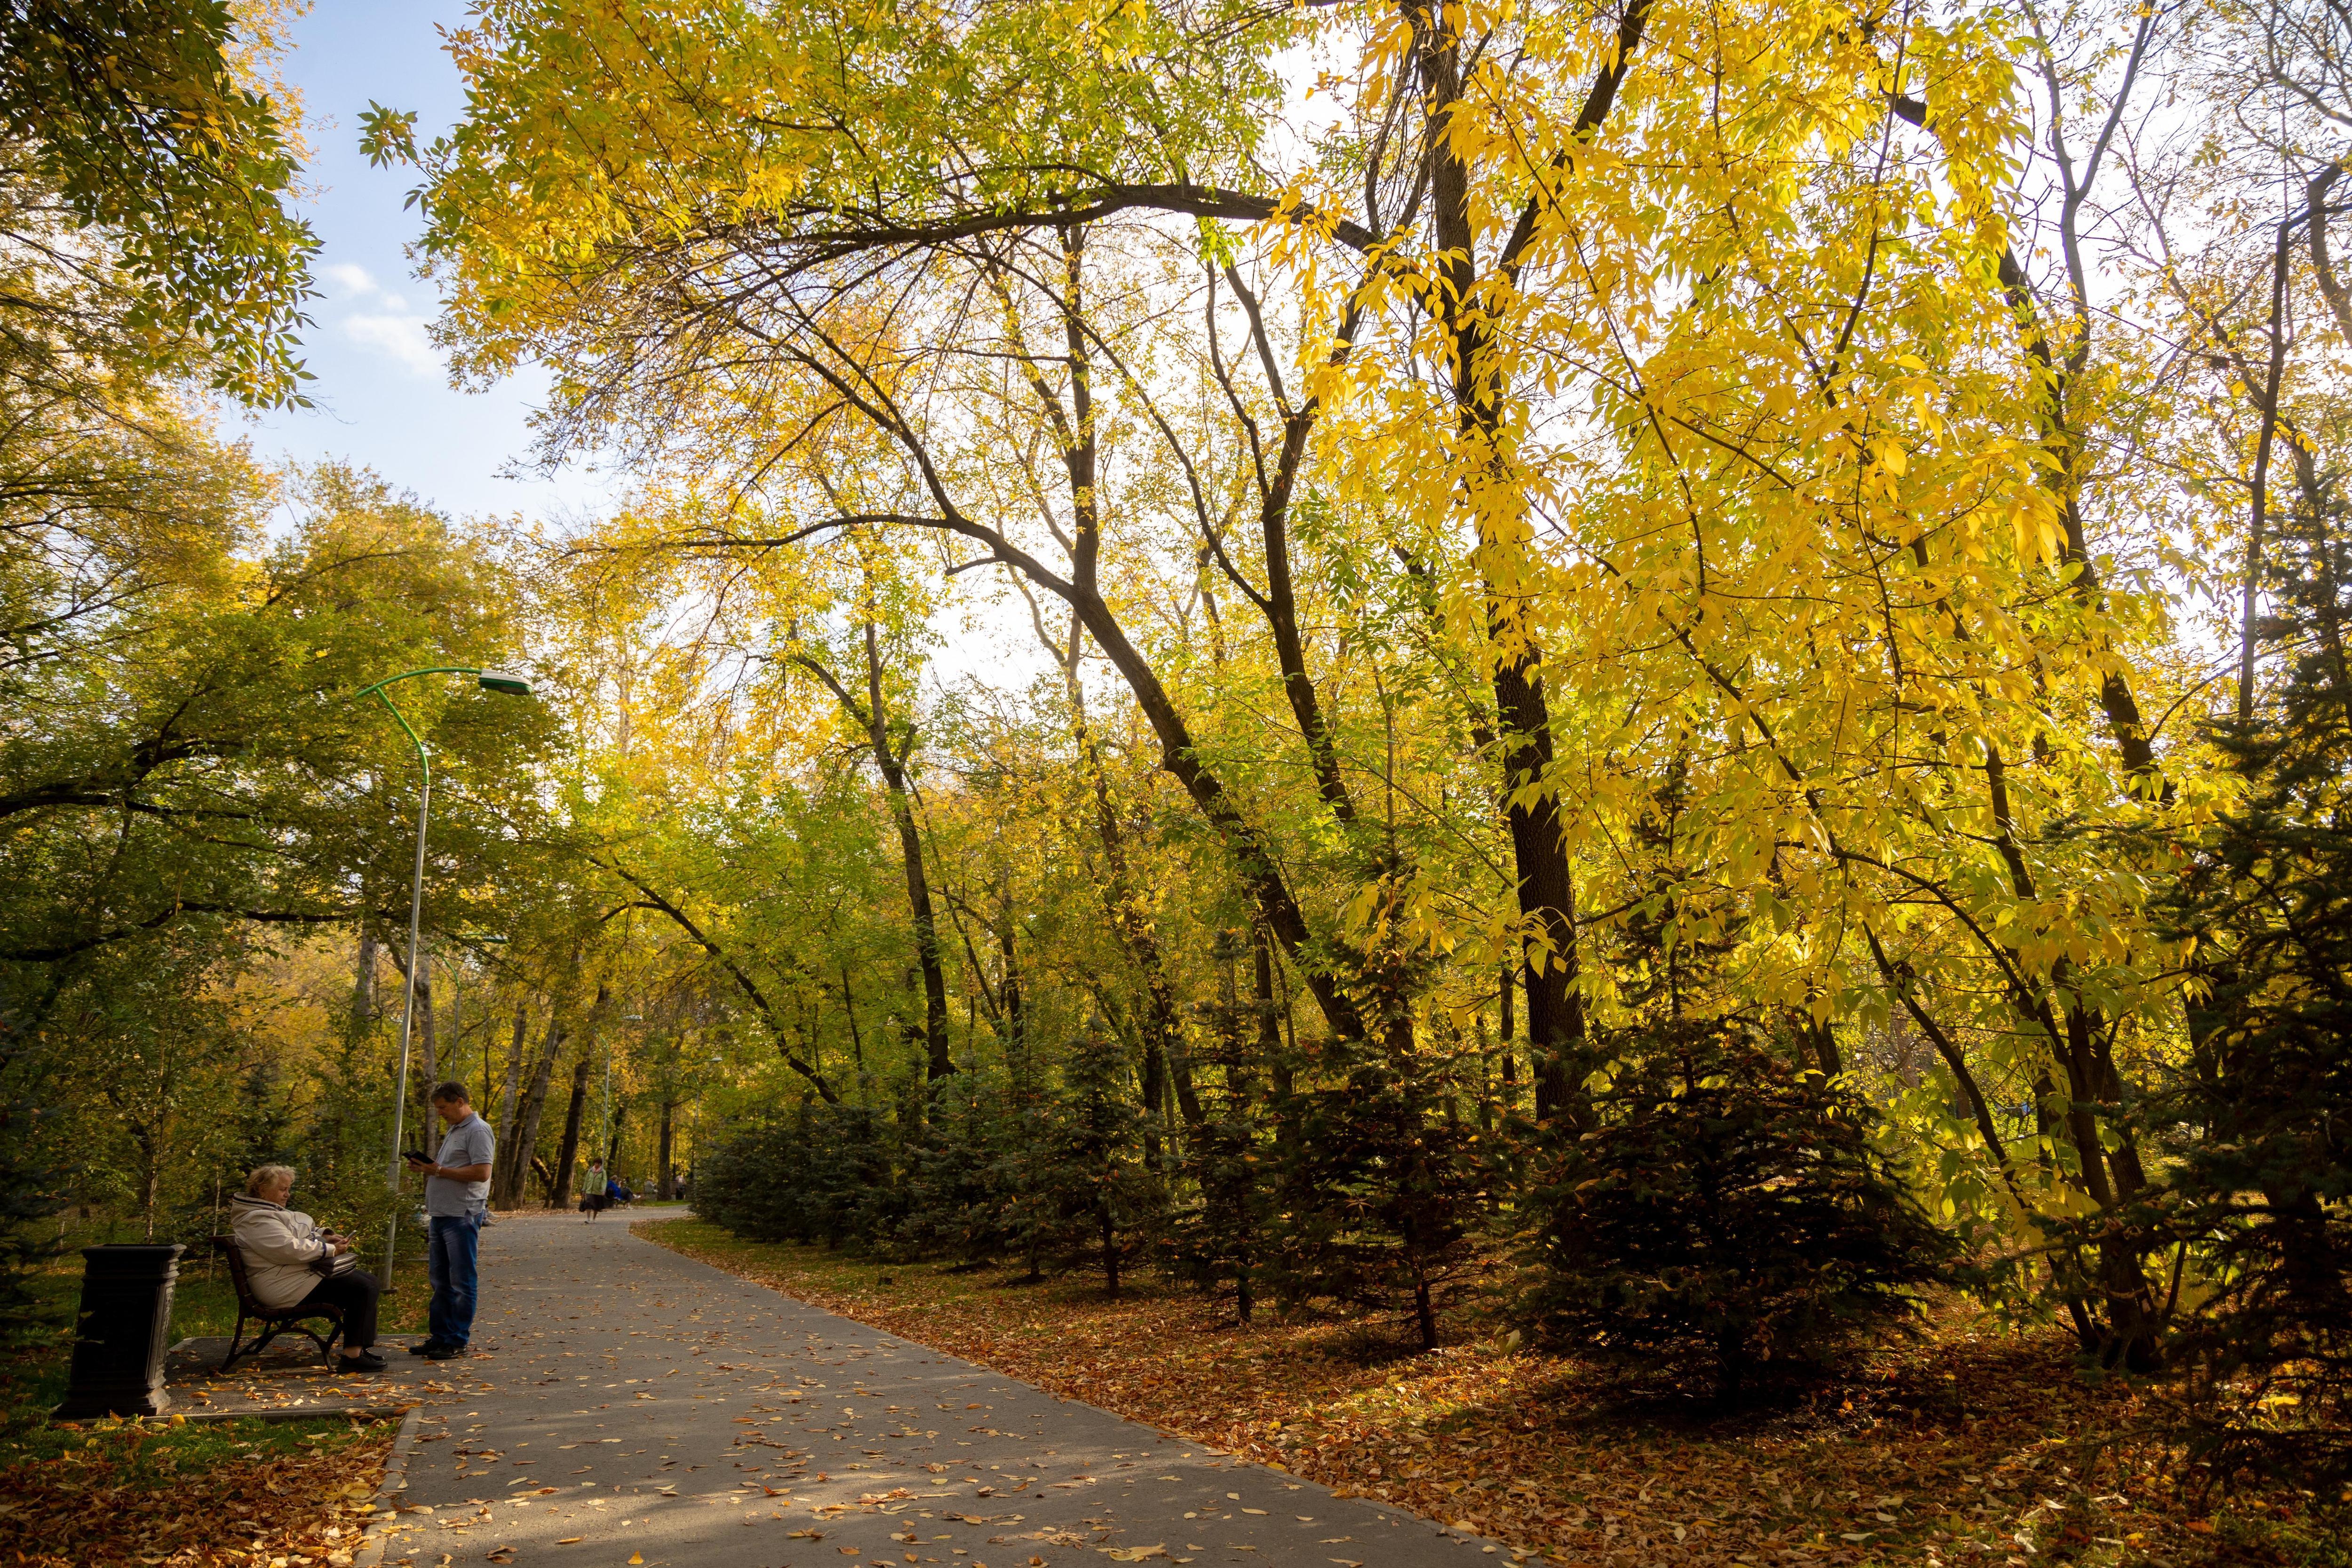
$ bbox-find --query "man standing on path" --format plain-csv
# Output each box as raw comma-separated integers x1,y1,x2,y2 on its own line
404,1081,494,1361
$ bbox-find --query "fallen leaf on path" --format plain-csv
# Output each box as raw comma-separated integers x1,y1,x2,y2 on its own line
1102,1545,1168,1560
643,1219,2327,1568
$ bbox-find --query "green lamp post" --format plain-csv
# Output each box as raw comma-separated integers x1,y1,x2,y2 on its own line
355,666,533,1284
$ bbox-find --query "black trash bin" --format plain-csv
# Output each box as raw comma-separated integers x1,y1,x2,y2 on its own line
54,1242,183,1419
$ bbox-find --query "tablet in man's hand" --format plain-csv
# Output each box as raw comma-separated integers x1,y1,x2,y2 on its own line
403,1150,433,1166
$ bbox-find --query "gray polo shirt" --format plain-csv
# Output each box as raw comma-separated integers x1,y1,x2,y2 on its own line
425,1111,495,1216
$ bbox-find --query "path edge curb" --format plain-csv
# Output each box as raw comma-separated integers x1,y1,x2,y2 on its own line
350,1402,426,1568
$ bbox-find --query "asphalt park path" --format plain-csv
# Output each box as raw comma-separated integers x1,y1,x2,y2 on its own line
376,1212,1490,1568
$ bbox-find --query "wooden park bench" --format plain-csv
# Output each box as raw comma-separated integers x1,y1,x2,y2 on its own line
211,1235,344,1371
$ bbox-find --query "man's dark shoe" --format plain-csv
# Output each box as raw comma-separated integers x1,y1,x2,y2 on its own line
407,1339,451,1356
336,1351,388,1373
424,1342,468,1361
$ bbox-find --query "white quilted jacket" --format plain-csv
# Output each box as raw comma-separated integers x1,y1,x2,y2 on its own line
229,1193,334,1308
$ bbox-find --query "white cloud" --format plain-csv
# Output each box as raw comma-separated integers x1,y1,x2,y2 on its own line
344,311,440,376
323,261,379,297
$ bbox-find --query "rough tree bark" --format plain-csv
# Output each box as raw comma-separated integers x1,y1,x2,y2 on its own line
1408,0,1653,1121
793,623,952,1082
551,1050,592,1207
657,1100,676,1200
496,1002,526,1153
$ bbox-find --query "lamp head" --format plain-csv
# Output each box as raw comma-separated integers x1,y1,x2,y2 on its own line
477,669,532,696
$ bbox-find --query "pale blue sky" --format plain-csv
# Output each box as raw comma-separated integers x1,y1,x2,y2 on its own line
244,2,618,524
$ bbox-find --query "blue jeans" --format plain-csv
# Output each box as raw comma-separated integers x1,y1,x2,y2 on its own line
426,1211,484,1346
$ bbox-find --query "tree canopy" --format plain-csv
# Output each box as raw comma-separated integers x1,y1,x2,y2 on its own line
9,0,2352,1489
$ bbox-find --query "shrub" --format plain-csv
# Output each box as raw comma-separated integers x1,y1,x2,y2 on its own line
1267,1032,1489,1351
1521,1018,1956,1396
694,1102,896,1247
2137,496,2352,1483
1005,1020,1152,1294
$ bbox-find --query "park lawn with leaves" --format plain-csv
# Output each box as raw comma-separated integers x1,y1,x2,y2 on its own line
640,1218,2344,1568
0,1242,429,1566
0,1410,394,1568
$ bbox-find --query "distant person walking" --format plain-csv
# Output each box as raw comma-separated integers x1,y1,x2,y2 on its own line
403,1082,494,1361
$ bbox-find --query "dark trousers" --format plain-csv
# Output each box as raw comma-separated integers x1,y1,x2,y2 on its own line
298,1268,381,1351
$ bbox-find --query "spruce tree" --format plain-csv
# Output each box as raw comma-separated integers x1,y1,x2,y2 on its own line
1521,786,1954,1395
2146,462,2352,1480
1018,1019,1149,1294
1171,943,1276,1321
1266,931,1488,1355
1521,1017,1956,1396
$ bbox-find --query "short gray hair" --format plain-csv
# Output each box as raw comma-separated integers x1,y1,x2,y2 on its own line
246,1165,294,1198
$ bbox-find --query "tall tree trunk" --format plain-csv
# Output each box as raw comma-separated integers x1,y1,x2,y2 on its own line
658,1100,676,1200
971,242,1371,1048
876,773,952,1081
552,1049,592,1207
1137,1033,1166,1168
497,1001,527,1150
1408,0,1650,1122
1251,922,1284,1067
135,1124,161,1242
353,928,377,1029
492,1020,555,1213
502,985,603,1208
998,916,1027,1086
499,1014,564,1209
415,954,437,1131
1166,1037,1206,1130
794,624,952,1082
1047,612,1198,1131
1888,64,2178,1357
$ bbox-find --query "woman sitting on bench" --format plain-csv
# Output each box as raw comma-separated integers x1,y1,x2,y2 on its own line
230,1165,387,1372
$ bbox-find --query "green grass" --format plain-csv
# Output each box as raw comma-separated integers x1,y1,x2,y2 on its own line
1,1404,389,1475
0,1242,408,1515
0,1220,435,1460
17,1220,437,1344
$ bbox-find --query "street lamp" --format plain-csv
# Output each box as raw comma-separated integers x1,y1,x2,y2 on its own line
355,666,533,1284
